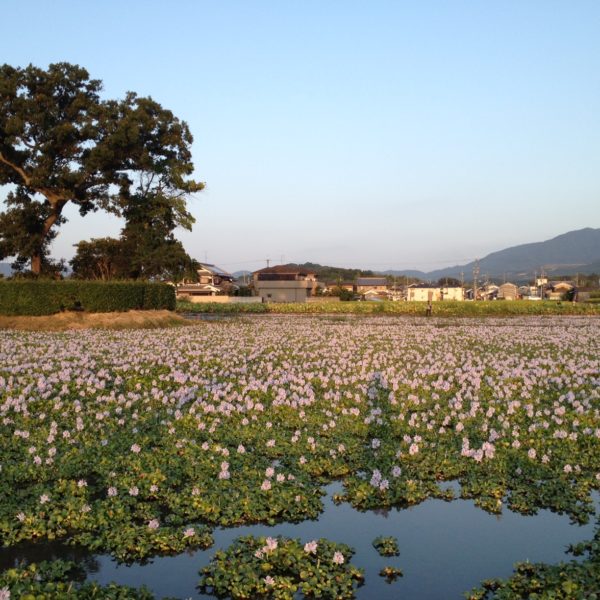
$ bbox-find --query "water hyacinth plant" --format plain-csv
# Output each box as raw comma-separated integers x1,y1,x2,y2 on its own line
199,535,364,599
0,559,169,599
0,315,598,596
372,536,400,556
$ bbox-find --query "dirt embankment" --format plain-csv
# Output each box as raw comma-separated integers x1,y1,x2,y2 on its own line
0,310,192,331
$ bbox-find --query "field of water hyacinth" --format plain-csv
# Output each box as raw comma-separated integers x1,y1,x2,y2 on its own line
0,315,599,598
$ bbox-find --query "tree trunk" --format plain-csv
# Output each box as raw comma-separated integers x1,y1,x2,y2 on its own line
31,252,42,275
30,202,64,275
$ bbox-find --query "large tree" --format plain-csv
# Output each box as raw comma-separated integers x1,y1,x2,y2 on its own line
0,62,203,274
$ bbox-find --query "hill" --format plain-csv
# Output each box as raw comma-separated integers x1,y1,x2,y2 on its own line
423,228,600,281
229,229,600,285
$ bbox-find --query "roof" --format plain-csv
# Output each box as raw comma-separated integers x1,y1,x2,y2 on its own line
356,277,387,286
197,263,233,278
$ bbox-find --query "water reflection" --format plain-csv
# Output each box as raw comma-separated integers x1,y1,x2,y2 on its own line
1,484,598,600
0,541,99,578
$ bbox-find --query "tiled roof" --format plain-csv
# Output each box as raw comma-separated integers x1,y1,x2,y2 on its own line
356,277,387,286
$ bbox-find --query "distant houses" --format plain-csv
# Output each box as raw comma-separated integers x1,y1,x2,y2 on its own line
175,261,583,304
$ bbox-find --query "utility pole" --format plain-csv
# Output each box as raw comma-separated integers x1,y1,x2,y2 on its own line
472,260,480,301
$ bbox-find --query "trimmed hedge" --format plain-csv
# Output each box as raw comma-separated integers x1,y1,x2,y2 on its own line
0,281,176,316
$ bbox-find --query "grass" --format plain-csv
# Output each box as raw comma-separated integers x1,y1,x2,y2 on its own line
0,309,192,331
177,299,600,317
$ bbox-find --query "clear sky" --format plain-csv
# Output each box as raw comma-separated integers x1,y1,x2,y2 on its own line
2,0,599,272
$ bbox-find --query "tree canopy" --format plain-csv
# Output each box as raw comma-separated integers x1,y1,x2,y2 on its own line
0,62,203,274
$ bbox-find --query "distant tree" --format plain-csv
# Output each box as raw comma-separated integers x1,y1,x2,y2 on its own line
117,187,197,280
0,62,203,274
437,277,462,287
70,238,125,280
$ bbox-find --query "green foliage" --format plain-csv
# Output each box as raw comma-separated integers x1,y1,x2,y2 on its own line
379,566,403,582
178,300,269,313
329,286,355,301
70,238,125,280
199,535,364,599
0,316,598,593
0,62,203,274
0,280,175,315
465,523,600,599
177,299,600,316
295,262,376,283
372,536,400,557
0,559,162,598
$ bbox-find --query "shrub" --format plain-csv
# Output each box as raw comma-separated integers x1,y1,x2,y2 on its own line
0,281,175,316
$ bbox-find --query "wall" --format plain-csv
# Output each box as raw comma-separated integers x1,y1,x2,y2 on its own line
254,279,316,303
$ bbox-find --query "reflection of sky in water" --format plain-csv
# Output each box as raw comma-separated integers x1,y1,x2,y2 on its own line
2,483,598,599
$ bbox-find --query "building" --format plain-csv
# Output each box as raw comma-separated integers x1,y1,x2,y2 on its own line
407,284,464,302
176,263,235,297
546,281,575,300
355,277,388,295
498,282,519,300
253,265,318,302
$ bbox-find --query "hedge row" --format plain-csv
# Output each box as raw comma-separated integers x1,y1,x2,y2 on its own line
0,281,176,316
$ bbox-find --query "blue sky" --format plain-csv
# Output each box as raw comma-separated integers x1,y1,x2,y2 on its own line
2,1,599,272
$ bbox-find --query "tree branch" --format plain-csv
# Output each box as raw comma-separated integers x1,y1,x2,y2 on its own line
0,151,31,185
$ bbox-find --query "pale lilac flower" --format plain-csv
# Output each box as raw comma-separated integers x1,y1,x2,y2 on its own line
16,512,25,522
261,480,272,491
130,443,141,454
264,575,275,586
183,527,195,538
39,494,50,504
304,540,318,554
107,486,118,497
0,586,10,600
148,518,160,530
332,551,345,565
129,486,139,496
264,537,278,552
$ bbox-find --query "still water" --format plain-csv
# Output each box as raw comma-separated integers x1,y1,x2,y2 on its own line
2,482,597,599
